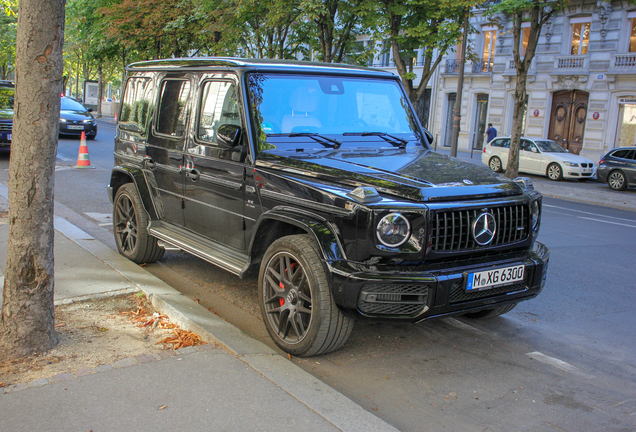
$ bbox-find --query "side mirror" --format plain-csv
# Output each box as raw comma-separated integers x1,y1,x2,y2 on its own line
422,128,434,145
217,124,242,149
87,108,93,113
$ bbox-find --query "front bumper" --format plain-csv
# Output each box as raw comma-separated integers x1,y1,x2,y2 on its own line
562,165,596,179
330,242,549,321
59,122,97,137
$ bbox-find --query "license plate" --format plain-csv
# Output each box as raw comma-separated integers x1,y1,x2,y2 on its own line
68,125,84,130
466,264,525,291
583,168,592,173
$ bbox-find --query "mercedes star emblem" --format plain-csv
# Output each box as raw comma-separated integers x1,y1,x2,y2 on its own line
472,212,497,245
463,179,473,185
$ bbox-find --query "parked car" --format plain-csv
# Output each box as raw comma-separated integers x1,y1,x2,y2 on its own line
108,58,549,356
482,137,596,181
60,96,97,139
597,146,636,191
0,80,14,148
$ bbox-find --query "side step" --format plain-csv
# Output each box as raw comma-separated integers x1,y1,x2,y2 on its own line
148,220,251,277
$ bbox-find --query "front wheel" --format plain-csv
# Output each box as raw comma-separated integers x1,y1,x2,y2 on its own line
608,170,627,191
113,183,164,264
547,163,563,181
259,235,354,357
463,303,517,320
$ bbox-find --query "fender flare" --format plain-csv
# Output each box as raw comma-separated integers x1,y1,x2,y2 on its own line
250,206,348,263
109,166,159,220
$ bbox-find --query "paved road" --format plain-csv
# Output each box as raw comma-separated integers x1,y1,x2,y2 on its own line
1,121,635,431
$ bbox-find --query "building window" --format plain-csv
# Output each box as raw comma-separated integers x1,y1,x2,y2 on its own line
630,16,636,52
570,18,591,55
520,25,531,57
482,28,497,63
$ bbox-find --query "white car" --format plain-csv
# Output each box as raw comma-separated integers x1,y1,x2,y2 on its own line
481,137,596,181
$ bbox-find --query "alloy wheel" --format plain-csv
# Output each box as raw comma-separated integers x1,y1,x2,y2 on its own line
262,251,313,345
114,194,138,254
608,171,626,190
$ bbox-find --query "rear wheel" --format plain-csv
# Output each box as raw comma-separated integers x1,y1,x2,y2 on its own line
259,235,354,357
547,163,563,181
463,303,517,320
489,156,503,173
608,170,627,191
113,183,164,264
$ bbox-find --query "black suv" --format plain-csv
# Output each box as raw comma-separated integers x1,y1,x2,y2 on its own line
0,80,14,147
108,58,549,356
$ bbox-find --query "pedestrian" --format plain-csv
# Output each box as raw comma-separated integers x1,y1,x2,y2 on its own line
486,123,497,143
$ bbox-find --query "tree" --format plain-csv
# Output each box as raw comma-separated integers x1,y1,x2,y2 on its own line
364,0,480,121
485,0,564,179
301,0,363,63
0,0,65,360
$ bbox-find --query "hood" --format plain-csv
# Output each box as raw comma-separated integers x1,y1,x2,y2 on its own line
257,146,522,202
548,152,594,165
60,110,93,121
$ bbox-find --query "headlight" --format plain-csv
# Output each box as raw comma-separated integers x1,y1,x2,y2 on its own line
376,213,411,247
60,118,67,122
82,119,92,123
563,162,579,167
532,201,540,230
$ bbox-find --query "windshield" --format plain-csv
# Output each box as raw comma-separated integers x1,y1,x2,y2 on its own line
0,86,14,110
248,73,421,154
535,140,567,153
61,97,87,111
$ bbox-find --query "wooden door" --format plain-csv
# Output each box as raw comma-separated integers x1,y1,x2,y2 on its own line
548,90,588,155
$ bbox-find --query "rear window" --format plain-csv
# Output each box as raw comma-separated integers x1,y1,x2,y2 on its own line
612,149,634,160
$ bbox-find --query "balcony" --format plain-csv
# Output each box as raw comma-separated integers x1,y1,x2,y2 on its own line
471,58,495,73
553,55,589,74
444,59,462,74
609,53,636,74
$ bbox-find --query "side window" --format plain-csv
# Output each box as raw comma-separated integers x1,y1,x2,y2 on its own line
120,77,154,133
502,139,511,149
156,79,191,137
520,140,532,151
491,139,502,147
613,150,628,159
197,81,241,145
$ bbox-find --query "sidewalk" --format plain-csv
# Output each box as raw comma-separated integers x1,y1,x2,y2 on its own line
0,186,397,432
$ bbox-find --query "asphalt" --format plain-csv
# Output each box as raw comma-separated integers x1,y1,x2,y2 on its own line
0,137,634,432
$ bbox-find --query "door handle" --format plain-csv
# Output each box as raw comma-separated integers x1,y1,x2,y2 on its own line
142,156,156,169
185,168,200,181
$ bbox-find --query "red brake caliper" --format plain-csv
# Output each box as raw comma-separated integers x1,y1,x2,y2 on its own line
279,282,285,306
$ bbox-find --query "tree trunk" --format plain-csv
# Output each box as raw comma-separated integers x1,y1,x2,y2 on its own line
0,0,65,361
97,64,103,117
506,74,528,179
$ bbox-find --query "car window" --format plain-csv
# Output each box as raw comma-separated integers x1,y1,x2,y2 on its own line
626,150,636,160
61,97,86,111
534,140,567,153
501,139,510,149
520,140,533,152
196,81,240,145
0,86,14,110
120,76,154,133
156,79,191,137
612,149,629,159
491,139,504,147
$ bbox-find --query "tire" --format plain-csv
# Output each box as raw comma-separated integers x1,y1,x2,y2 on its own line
258,235,354,357
607,170,627,191
463,303,517,320
113,183,164,264
547,163,563,181
489,156,503,173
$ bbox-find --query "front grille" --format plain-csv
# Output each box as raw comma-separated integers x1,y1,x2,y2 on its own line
358,283,428,316
0,124,11,131
431,204,529,252
449,281,527,304
580,163,593,168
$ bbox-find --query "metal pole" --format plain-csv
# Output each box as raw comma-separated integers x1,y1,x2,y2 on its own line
450,11,469,158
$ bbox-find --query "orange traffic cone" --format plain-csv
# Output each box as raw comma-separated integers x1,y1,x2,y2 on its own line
74,132,94,169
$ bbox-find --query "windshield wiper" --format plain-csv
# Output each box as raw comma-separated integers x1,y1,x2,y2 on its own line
288,132,341,149
343,132,407,148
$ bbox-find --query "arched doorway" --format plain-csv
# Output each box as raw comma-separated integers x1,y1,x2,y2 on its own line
548,90,589,155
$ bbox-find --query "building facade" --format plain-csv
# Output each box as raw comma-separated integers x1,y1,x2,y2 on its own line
430,0,636,163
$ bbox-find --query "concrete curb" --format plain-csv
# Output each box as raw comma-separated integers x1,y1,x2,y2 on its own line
44,204,399,431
